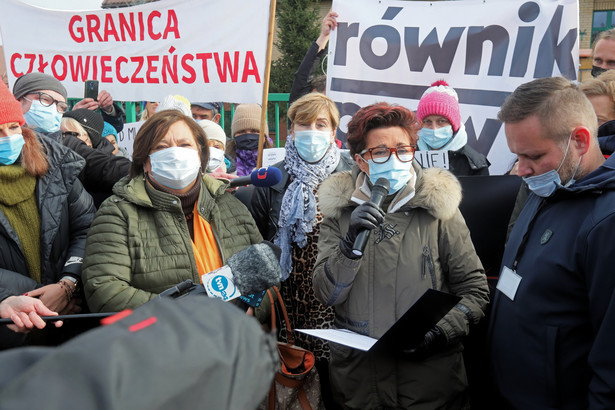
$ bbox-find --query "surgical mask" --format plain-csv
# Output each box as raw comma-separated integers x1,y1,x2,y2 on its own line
24,99,62,133
149,147,201,190
293,130,332,163
207,147,225,172
367,156,414,194
591,65,609,78
0,134,25,165
523,133,579,197
418,126,454,150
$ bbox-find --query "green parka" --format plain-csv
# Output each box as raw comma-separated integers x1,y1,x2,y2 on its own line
83,174,262,313
313,163,489,409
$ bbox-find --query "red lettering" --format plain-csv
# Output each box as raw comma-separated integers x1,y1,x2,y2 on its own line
92,56,98,80
147,10,162,40
242,51,261,83
101,56,112,82
162,54,178,83
103,14,120,42
195,53,212,83
138,12,145,41
116,57,129,83
214,51,239,83
24,54,36,73
163,10,180,40
10,54,23,77
69,15,85,43
130,56,145,83
51,55,67,80
37,55,48,72
146,55,160,83
181,54,196,83
68,56,91,82
119,12,135,41
86,15,103,43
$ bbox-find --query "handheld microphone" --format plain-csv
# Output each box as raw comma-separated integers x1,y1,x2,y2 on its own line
352,177,390,257
228,167,282,188
202,241,282,303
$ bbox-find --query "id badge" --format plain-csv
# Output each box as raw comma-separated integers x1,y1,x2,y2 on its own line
496,266,522,301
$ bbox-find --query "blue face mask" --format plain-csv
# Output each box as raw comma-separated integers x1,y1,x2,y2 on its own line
0,134,25,165
418,126,454,150
24,99,62,133
522,133,579,198
367,156,414,194
293,130,332,163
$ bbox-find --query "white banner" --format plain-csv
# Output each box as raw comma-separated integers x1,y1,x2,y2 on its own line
328,0,579,174
0,0,270,103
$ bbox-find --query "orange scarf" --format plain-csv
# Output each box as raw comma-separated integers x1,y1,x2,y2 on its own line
191,203,223,281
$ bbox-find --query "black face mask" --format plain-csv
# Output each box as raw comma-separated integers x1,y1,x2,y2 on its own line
234,133,260,151
591,65,609,78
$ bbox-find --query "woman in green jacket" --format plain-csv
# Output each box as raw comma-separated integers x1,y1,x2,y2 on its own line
313,102,489,409
83,110,262,313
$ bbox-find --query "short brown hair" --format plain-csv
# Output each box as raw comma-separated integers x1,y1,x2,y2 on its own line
592,29,615,52
346,102,419,156
130,110,208,178
498,77,597,145
288,93,340,132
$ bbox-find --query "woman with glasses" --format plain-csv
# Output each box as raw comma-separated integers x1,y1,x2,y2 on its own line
313,102,489,409
0,81,95,348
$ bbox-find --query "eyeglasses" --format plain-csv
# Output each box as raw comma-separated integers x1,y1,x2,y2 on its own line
360,145,416,164
24,92,69,114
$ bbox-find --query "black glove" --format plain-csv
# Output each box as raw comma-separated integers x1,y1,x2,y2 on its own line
339,201,385,259
403,326,447,360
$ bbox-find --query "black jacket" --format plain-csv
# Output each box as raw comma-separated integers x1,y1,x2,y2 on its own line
288,41,326,106
0,135,95,302
101,102,125,133
250,151,354,241
448,144,490,176
598,119,615,155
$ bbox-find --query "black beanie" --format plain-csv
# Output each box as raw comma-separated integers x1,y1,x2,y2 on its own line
63,109,104,148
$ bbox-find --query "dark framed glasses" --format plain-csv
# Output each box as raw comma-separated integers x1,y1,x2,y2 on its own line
360,145,416,164
24,92,69,114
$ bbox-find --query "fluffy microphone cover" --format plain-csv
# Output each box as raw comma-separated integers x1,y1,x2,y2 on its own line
227,241,282,295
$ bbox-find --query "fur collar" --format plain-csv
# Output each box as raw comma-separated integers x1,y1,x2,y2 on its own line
318,163,462,221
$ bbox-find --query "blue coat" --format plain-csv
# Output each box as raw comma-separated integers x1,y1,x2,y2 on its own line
489,155,615,409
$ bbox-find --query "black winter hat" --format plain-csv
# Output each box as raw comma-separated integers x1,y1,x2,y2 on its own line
63,109,104,148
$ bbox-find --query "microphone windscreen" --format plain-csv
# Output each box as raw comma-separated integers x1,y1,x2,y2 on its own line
227,241,282,295
250,167,282,188
373,177,390,197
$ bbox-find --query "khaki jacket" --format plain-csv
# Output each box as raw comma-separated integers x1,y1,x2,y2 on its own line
314,163,489,409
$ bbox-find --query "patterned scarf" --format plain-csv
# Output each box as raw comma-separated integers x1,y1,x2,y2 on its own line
275,138,340,280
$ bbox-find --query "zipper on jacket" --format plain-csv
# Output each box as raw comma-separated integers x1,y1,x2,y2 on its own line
422,246,437,288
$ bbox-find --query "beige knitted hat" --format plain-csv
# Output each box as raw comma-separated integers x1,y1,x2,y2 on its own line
198,119,227,149
231,103,261,137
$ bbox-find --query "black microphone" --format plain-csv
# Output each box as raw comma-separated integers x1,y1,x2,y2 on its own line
352,177,390,257
227,166,282,188
201,241,282,301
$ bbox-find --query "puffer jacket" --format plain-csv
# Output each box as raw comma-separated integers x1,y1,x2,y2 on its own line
0,134,95,302
83,173,263,313
313,162,489,409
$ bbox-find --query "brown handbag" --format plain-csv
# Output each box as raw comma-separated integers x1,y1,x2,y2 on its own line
259,286,324,410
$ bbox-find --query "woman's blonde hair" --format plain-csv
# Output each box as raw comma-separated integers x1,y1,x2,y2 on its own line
288,93,340,132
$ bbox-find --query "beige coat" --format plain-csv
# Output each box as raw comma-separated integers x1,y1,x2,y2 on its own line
313,163,489,409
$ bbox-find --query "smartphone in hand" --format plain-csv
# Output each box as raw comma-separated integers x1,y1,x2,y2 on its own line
84,80,99,100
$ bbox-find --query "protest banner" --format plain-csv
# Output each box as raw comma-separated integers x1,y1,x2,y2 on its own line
0,0,270,103
328,0,579,174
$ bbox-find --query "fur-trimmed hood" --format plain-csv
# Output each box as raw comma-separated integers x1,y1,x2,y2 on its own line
318,162,462,221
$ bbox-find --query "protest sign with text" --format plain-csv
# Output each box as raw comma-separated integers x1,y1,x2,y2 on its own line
0,0,270,103
328,0,578,174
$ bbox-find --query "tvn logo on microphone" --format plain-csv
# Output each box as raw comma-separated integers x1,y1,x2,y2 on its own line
202,266,240,301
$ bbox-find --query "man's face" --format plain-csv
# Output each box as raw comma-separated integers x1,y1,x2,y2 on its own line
191,106,220,123
505,115,578,184
593,38,615,70
19,89,67,114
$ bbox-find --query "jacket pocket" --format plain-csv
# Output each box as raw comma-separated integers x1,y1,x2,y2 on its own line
422,246,437,289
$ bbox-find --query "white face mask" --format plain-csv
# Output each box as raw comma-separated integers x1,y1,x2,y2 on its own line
207,147,225,172
149,147,201,190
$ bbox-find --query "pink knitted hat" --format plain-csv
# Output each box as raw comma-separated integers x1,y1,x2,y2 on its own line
416,80,461,132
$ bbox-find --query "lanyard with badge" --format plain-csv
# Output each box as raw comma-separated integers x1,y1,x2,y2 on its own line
497,199,547,301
